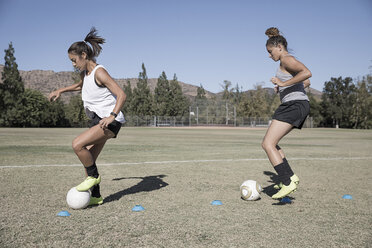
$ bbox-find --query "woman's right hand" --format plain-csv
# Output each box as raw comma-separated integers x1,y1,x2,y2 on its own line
48,90,61,102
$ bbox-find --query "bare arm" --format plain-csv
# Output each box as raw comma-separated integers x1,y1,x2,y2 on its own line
95,67,126,128
271,56,312,87
48,72,84,101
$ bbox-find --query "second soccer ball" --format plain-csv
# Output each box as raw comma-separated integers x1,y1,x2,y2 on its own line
240,180,262,201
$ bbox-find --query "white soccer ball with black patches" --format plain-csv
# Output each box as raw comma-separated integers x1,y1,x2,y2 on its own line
240,180,262,201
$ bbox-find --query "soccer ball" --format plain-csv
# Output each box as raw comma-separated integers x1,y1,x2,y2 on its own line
66,187,91,209
240,180,262,201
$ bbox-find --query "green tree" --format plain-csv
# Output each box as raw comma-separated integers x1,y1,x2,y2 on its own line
351,76,372,129
221,80,232,102
65,94,88,127
61,68,87,127
18,89,50,127
154,71,170,116
46,100,69,127
132,63,153,116
205,95,219,124
232,83,243,105
196,84,207,102
321,77,356,128
237,84,268,117
266,88,280,115
237,92,250,117
122,80,133,115
0,42,24,126
195,84,208,122
308,93,322,127
169,74,189,116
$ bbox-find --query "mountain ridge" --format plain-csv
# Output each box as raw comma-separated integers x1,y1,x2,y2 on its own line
0,65,322,102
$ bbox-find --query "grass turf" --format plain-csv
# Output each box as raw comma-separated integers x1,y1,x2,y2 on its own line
0,127,371,247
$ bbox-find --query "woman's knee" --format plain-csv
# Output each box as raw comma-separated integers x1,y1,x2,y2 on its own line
261,140,267,151
261,139,275,152
72,138,83,153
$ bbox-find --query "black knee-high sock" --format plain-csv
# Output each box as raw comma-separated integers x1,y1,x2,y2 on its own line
274,162,291,186
283,158,294,177
91,184,101,198
276,145,294,183
85,163,99,178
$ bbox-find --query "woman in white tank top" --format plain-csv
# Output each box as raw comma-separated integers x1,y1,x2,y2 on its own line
48,28,126,206
261,27,312,200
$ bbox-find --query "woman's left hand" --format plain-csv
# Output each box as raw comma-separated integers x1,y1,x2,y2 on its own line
274,85,279,94
271,77,284,87
99,115,115,130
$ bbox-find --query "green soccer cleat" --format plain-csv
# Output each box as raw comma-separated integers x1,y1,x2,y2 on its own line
89,196,103,206
273,174,299,189
272,181,297,199
76,175,101,191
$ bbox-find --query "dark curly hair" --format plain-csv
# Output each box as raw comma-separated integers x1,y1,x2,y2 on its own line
265,27,288,51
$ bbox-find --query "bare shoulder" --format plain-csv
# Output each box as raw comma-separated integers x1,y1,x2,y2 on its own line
95,67,110,77
281,55,306,74
281,55,300,66
95,67,111,81
95,67,116,86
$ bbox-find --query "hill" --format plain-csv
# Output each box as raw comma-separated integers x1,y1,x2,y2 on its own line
217,86,322,100
0,65,216,102
0,65,322,102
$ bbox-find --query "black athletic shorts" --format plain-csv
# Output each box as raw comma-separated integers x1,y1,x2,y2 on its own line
272,100,310,129
89,112,122,138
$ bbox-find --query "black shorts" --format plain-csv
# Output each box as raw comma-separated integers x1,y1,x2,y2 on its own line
89,113,122,138
272,100,310,129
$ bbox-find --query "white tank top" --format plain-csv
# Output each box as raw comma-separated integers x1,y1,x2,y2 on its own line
82,65,125,123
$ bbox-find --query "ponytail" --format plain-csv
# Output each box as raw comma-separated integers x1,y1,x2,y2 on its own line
68,27,105,61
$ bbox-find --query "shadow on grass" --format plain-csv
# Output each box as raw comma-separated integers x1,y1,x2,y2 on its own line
103,174,168,204
262,171,295,205
262,171,279,197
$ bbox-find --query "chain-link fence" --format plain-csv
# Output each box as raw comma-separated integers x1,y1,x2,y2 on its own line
122,115,313,128
122,101,313,127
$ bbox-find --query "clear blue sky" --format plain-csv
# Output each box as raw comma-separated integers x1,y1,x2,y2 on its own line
1,0,371,92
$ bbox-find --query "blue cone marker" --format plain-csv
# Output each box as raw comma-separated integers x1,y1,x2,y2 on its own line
280,197,292,203
57,210,71,217
342,194,353,200
132,205,145,212
211,200,223,206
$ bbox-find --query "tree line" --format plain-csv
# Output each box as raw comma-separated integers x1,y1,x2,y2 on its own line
197,75,371,129
0,43,189,127
1,43,371,128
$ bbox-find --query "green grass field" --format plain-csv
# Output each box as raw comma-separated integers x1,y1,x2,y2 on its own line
1,127,371,247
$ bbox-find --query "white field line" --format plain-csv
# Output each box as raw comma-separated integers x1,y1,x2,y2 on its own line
1,157,372,169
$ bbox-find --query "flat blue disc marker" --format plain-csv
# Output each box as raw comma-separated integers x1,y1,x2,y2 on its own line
280,197,292,203
57,210,71,217
342,194,353,200
211,200,223,206
132,205,145,212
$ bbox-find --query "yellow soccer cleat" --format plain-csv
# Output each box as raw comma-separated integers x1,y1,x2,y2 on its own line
272,181,297,199
273,174,299,189
76,175,101,192
89,196,103,206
